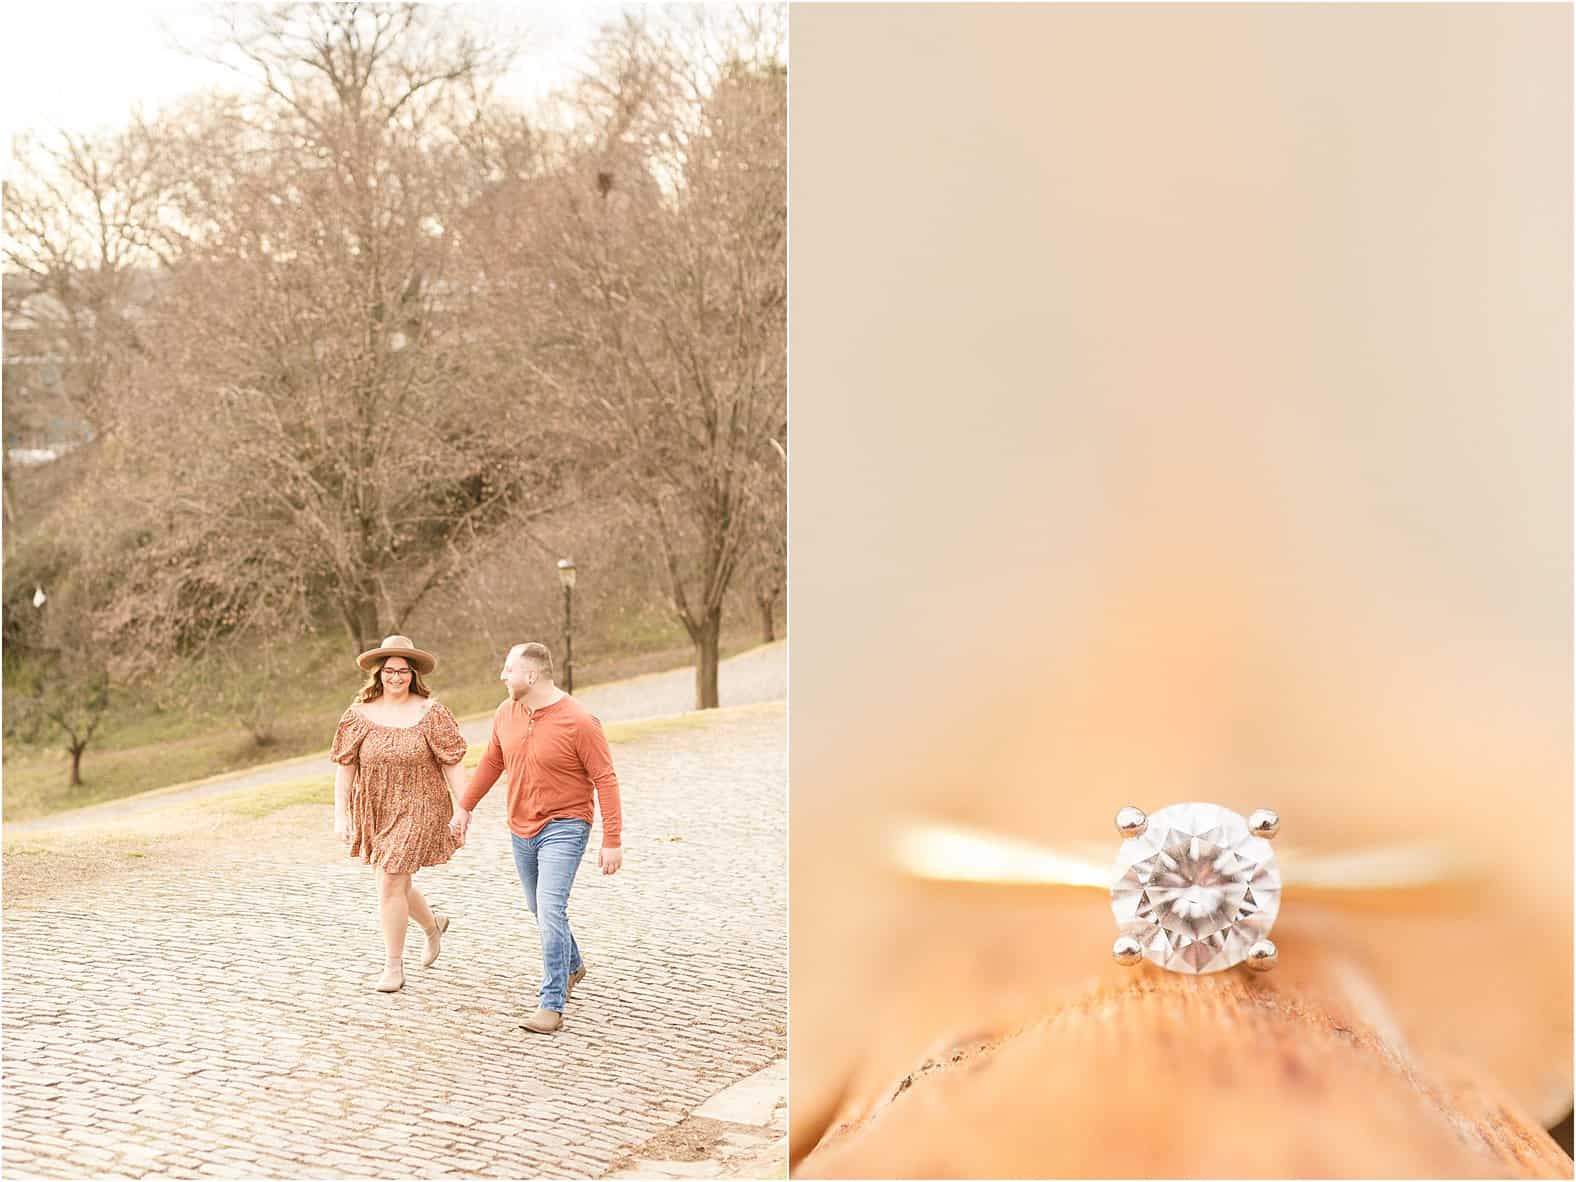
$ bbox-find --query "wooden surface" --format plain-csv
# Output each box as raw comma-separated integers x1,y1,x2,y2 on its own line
790,869,1572,1179
794,923,1571,1178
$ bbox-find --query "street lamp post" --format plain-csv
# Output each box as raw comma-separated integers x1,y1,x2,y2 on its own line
556,558,576,694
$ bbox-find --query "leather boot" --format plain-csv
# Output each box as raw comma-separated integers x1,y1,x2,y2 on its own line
421,914,450,968
520,1007,563,1034
375,961,404,992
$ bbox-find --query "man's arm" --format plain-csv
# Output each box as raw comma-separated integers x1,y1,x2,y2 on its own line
574,714,623,875
449,713,506,839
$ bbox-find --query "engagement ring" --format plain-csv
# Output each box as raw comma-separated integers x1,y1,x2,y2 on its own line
890,802,1476,975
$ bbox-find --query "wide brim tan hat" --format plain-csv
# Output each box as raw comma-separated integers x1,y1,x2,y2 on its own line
356,635,437,675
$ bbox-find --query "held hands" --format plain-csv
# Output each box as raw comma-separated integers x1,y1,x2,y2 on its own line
449,807,472,845
598,846,623,876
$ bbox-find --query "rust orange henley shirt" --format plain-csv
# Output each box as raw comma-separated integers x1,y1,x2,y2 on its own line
459,693,623,846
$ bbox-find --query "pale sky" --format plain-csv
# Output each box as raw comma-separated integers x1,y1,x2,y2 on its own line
1,2,630,151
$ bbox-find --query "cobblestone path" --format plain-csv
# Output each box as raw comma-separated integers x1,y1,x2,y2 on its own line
1,702,786,1179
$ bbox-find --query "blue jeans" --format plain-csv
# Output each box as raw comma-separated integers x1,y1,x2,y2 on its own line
510,819,590,1012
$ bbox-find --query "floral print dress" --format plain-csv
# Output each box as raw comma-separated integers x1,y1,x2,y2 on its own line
330,699,467,873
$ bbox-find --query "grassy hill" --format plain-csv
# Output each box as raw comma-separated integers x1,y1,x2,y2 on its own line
2,618,776,822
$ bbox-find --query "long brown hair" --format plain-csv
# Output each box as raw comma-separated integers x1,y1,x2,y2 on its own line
357,657,432,704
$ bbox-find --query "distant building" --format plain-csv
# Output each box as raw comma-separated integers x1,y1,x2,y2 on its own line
3,270,109,460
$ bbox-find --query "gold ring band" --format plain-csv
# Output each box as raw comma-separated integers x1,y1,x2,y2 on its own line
889,817,1482,904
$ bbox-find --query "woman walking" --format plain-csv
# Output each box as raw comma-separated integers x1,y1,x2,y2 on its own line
330,634,469,992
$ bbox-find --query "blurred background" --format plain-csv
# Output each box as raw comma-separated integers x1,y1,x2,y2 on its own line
789,3,1571,1174
2,2,786,821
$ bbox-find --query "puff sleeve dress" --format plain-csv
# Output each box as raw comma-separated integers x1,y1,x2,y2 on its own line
330,699,468,873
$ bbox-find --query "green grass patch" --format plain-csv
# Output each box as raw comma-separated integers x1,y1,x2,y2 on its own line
1,719,325,822
606,713,722,743
202,776,335,820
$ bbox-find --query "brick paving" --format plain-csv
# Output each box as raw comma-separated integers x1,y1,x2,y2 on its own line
1,702,786,1179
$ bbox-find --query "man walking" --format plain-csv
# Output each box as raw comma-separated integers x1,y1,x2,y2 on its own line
451,642,623,1034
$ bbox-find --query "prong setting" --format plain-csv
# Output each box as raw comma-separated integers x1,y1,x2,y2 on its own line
1111,802,1282,974
1115,806,1147,838
1113,935,1143,966
1247,808,1280,839
1246,939,1278,971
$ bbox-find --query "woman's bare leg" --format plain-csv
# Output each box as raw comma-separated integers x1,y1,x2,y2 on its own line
405,879,437,932
378,870,411,962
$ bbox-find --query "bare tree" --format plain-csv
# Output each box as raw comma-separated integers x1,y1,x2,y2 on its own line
4,3,785,724
528,16,786,708
2,120,181,444
3,538,112,788
75,5,571,660
36,664,110,790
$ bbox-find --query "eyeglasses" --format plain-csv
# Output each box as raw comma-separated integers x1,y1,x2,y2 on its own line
382,667,413,678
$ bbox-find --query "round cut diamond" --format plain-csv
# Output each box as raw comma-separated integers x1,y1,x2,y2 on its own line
1110,802,1281,974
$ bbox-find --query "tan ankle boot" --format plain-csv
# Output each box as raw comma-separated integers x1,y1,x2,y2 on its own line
375,961,404,992
421,914,450,968
520,1007,563,1034
567,963,587,997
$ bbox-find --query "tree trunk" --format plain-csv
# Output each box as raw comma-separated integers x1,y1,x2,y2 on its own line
758,590,777,644
693,606,722,710
68,745,83,788
342,595,383,655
